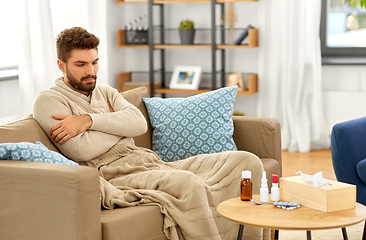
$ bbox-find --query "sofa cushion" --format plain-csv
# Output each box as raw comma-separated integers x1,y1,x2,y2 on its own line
143,86,238,162
120,87,153,149
101,206,167,240
261,158,281,189
0,141,78,166
0,115,60,153
356,159,366,184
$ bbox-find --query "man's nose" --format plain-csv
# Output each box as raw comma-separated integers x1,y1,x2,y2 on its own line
86,64,95,75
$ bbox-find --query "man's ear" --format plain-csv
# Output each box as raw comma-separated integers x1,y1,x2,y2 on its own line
57,59,66,73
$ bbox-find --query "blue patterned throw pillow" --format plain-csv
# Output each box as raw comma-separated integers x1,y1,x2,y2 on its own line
143,86,238,162
0,141,78,166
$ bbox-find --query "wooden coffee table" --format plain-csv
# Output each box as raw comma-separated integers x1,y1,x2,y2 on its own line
217,195,366,240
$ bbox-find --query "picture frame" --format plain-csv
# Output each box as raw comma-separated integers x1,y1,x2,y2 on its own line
169,65,202,90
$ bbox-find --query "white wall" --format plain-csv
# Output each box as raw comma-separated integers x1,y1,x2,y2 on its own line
105,1,126,89
322,65,366,91
2,2,366,123
105,2,366,117
322,65,366,133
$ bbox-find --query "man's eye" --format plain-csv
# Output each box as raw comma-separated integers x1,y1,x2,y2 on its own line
93,61,98,65
77,64,84,67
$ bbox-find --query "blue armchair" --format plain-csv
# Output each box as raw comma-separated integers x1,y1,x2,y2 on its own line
331,116,366,206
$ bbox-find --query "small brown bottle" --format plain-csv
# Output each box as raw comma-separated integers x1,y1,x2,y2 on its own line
241,171,252,201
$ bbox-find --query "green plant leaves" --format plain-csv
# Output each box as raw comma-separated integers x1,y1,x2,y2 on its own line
179,19,195,30
345,0,366,8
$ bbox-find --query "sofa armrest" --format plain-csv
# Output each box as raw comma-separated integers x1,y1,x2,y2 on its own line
331,117,366,204
0,161,101,240
232,116,282,176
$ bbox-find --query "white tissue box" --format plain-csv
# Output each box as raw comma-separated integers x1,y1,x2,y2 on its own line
280,176,356,212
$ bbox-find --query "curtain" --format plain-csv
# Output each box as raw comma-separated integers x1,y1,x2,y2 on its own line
19,0,59,116
257,0,330,152
18,0,108,116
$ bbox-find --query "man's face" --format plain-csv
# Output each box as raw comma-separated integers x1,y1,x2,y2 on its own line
58,48,99,96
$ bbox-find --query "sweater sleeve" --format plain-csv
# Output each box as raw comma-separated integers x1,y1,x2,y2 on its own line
88,86,148,138
33,90,121,163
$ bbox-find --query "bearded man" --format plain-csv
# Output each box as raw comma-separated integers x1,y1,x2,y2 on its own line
33,27,264,240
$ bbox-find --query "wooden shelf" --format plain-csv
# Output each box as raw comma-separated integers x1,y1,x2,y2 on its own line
117,28,258,48
117,30,148,48
154,88,256,95
154,45,211,49
118,72,258,95
116,0,258,96
116,0,147,3
154,89,211,94
154,74,257,94
218,28,258,48
243,74,258,94
216,0,257,2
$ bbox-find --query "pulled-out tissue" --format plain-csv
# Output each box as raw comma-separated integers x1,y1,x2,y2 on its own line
296,171,331,187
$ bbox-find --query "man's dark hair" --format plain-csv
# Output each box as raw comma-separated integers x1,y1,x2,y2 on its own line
56,27,99,63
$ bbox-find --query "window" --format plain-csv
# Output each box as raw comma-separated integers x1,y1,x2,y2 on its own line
0,1,21,80
0,0,91,82
320,0,366,64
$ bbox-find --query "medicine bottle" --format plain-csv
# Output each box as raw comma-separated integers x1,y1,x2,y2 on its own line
271,174,280,201
241,171,252,201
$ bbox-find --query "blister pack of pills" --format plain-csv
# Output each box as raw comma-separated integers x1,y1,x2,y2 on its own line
273,201,300,210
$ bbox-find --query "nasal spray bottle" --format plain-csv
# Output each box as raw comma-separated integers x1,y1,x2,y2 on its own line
260,171,268,202
271,174,280,201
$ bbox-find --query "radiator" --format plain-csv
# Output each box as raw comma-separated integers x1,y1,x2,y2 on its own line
323,91,366,134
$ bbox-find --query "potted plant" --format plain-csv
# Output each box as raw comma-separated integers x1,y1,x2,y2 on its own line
179,19,195,45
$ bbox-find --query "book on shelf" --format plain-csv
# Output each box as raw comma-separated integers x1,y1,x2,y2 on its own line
234,25,254,45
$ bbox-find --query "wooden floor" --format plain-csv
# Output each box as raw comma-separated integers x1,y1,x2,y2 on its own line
282,148,336,180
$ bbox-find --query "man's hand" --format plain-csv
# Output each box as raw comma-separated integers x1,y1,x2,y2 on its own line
50,114,93,145
108,102,114,112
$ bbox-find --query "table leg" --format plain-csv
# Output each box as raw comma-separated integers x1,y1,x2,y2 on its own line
237,224,244,240
342,228,348,240
307,231,311,240
270,229,279,240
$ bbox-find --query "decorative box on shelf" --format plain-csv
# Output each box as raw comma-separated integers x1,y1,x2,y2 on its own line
280,176,356,212
125,29,148,45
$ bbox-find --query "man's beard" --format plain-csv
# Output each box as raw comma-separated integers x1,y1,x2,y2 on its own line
66,68,97,93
